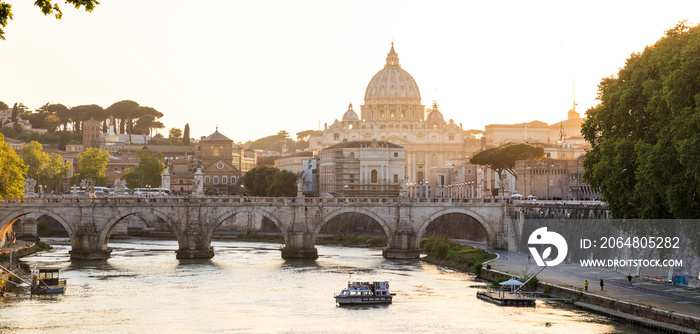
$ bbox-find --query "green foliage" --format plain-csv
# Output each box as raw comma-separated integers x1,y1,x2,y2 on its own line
248,131,294,152
123,150,164,189
582,20,700,254
315,235,386,247
0,125,17,138
470,143,544,179
235,230,284,243
71,147,109,186
0,134,27,197
266,169,297,197
0,0,100,40
419,236,496,269
169,127,182,139
182,123,190,145
20,141,48,184
19,141,69,192
296,129,321,141
242,166,296,197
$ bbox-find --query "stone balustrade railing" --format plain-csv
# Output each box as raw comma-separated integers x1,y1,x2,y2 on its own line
1,196,506,205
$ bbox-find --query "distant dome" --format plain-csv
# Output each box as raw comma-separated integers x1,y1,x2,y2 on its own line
364,43,421,102
426,102,444,122
342,103,359,121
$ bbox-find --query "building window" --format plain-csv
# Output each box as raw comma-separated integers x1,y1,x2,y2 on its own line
371,170,378,183
449,134,454,140
393,152,398,157
222,176,228,184
350,152,354,157
205,176,210,184
213,176,219,184
333,133,340,140
394,174,398,183
231,176,236,184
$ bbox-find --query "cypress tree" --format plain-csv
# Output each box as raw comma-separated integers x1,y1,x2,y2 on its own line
182,123,190,145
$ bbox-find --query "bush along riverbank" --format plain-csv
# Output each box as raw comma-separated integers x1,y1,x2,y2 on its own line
419,237,497,275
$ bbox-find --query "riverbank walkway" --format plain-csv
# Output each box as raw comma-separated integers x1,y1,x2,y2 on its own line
464,241,700,318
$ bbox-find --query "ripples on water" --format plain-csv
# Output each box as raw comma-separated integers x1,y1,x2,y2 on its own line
0,238,653,333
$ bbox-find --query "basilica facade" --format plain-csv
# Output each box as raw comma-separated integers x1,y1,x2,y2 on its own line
309,44,476,188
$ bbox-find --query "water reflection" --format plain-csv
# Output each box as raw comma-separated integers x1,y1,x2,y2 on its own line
0,238,657,333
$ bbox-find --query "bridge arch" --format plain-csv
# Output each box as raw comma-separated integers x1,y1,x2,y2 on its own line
417,208,494,245
207,207,289,250
0,207,74,240
314,207,392,243
98,207,180,246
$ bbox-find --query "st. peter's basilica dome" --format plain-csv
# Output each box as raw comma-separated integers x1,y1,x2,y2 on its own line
364,43,421,102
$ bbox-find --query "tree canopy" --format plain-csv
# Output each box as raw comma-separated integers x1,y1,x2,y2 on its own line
241,166,296,197
582,21,700,220
71,147,109,186
123,150,164,189
0,134,27,197
470,143,544,178
0,0,100,40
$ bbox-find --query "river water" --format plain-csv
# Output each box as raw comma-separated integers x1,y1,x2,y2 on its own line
0,238,652,333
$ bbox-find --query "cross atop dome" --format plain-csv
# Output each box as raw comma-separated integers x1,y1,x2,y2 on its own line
385,42,401,68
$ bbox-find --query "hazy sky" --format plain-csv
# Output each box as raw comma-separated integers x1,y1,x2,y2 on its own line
2,1,699,142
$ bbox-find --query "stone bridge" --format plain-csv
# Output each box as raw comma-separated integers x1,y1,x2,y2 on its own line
0,196,514,260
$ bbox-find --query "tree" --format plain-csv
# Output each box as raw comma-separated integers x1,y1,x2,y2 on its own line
266,169,297,197
582,21,700,220
0,0,100,40
122,150,164,189
0,134,27,197
169,127,182,140
71,147,109,186
182,123,190,145
0,101,7,110
296,129,321,141
20,141,49,191
47,104,70,131
69,104,103,133
241,166,279,196
106,100,139,136
249,131,295,152
41,152,70,192
470,143,544,179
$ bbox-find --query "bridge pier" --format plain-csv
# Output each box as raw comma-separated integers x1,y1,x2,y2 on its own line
281,232,318,259
282,204,318,259
383,225,420,259
176,220,215,259
16,214,39,241
70,219,112,260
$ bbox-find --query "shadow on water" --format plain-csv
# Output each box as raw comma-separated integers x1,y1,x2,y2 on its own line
335,303,392,310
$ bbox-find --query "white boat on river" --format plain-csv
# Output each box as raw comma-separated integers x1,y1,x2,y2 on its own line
334,281,394,305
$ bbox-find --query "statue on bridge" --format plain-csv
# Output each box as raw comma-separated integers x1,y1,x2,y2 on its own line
24,178,37,198
114,179,128,196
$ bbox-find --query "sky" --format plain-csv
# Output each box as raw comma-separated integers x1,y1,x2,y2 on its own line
2,1,700,143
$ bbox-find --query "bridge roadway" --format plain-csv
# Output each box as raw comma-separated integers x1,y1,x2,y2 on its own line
0,196,515,260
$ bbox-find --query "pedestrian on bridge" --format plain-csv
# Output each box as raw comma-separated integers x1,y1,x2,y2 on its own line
584,280,588,291
600,279,604,291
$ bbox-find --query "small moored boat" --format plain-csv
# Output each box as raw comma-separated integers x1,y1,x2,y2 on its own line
334,281,393,305
31,267,67,295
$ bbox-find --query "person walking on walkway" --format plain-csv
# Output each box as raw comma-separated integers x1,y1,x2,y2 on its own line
600,279,604,291
584,280,588,291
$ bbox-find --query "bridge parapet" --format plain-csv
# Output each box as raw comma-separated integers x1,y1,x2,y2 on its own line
1,196,512,261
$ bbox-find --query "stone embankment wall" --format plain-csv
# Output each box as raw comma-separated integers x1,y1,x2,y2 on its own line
519,219,700,288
